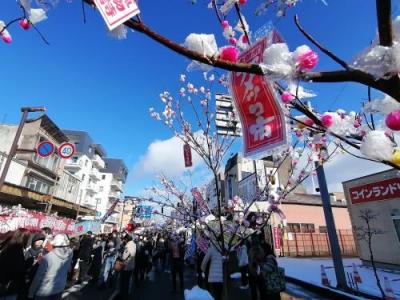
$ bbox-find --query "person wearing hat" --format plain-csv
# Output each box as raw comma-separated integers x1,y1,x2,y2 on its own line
24,233,46,295
28,234,73,300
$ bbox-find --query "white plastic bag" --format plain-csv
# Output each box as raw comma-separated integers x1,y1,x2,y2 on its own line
184,285,214,300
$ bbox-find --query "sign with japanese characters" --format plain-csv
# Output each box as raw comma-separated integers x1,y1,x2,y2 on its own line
93,0,140,30
273,227,281,250
230,33,288,157
183,143,193,167
191,187,210,215
348,177,400,204
0,210,75,234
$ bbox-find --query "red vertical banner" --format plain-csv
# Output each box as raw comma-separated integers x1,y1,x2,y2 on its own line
183,143,193,167
230,33,288,157
273,227,281,250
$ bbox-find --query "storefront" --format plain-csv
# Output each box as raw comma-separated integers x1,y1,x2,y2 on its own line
343,169,400,270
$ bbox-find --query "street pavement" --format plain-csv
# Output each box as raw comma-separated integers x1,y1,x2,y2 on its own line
63,266,329,300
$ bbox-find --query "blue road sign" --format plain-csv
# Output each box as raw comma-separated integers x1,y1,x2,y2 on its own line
36,141,55,158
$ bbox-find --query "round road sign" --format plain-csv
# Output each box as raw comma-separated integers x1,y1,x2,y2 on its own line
36,141,55,158
59,142,76,159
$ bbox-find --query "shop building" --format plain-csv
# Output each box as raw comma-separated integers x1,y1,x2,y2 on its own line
343,169,400,270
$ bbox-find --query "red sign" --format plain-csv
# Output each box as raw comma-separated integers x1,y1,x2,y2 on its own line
0,210,75,234
273,227,281,250
183,143,193,167
348,177,400,204
59,142,76,159
191,188,210,215
94,0,140,30
230,33,288,157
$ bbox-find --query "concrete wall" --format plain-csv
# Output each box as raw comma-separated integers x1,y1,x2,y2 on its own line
278,203,353,229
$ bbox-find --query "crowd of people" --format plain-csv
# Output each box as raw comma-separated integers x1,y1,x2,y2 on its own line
0,227,282,300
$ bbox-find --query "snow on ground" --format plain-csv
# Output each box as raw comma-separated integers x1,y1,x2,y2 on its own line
278,257,400,298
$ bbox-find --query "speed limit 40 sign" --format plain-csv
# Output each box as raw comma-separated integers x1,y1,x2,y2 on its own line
59,142,76,159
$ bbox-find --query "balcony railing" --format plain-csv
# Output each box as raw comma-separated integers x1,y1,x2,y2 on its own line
92,154,105,169
111,179,123,192
64,159,83,170
89,168,101,180
109,191,122,199
86,183,98,194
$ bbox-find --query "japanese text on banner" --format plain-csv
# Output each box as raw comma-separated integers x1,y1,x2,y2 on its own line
230,33,288,157
94,0,140,30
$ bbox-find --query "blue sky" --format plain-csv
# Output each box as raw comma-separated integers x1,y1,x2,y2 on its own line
0,0,395,195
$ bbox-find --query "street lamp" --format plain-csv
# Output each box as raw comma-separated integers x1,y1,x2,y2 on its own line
0,106,46,191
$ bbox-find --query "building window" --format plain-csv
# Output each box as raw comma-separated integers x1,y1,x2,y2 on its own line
99,186,104,192
102,175,106,180
85,160,88,167
393,217,400,242
72,156,78,162
26,175,52,194
319,226,327,233
301,223,315,233
82,174,85,180
287,223,301,233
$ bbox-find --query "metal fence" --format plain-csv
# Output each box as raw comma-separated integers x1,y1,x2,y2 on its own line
281,229,357,257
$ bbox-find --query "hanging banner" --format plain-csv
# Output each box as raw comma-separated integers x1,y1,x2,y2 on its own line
0,210,75,234
273,227,281,250
183,143,193,167
191,188,210,215
93,0,140,31
101,199,120,223
230,32,288,157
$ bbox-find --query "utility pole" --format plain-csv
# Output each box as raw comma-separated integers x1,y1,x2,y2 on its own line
0,107,46,192
315,159,348,290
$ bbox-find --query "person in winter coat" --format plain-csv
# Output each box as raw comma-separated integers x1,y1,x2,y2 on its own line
237,241,249,289
98,235,117,287
28,234,73,300
24,233,46,296
201,244,223,300
249,243,281,300
168,234,185,292
118,234,136,300
0,228,31,300
77,232,94,284
88,238,103,285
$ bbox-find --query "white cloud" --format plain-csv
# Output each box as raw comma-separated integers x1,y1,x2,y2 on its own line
131,135,205,181
305,149,391,193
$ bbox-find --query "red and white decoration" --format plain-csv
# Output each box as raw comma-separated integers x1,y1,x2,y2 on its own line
230,33,288,157
93,0,140,30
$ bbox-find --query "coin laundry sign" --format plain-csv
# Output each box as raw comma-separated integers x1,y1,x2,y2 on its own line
93,0,140,30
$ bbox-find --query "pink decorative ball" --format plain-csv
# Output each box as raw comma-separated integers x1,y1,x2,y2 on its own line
386,110,400,131
221,20,229,29
321,114,334,128
297,50,319,71
304,118,314,126
1,33,12,44
229,37,237,45
239,0,247,5
281,91,294,104
19,19,30,30
219,46,239,62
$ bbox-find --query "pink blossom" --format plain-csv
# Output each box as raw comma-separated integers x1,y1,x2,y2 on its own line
321,114,333,128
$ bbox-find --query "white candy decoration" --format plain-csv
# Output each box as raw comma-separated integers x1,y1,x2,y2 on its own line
108,24,128,40
261,43,294,79
184,33,218,56
184,33,218,71
360,130,393,161
363,95,400,115
29,8,47,24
